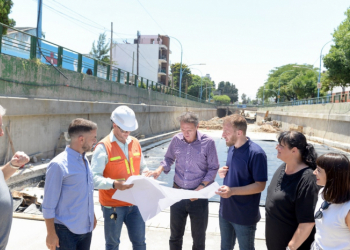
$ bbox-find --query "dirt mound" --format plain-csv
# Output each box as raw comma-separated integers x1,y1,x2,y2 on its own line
199,117,223,130
254,120,281,133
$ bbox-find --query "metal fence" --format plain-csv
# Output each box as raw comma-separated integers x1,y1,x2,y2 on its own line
0,23,212,105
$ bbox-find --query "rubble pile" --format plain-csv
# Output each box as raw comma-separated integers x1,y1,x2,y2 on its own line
254,120,281,133
199,117,224,130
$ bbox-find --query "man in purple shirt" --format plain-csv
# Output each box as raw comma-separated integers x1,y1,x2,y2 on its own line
147,112,219,250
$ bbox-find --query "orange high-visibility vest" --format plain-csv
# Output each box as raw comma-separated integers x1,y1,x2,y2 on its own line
96,135,141,207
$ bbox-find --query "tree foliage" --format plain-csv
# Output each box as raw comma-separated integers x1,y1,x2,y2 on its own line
256,64,318,103
0,0,16,34
217,81,238,103
241,93,247,104
90,33,110,64
323,8,350,92
170,63,192,89
213,95,231,105
188,75,214,98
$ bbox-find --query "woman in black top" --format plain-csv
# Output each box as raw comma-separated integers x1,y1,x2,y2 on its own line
265,131,319,250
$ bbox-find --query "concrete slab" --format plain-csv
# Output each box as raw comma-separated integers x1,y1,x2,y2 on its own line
8,205,267,250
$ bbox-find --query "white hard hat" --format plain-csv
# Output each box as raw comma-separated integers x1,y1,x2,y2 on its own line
110,106,138,132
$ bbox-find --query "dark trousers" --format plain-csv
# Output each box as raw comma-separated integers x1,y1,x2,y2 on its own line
55,223,92,250
169,199,209,250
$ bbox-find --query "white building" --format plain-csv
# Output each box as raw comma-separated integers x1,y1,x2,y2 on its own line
112,35,170,85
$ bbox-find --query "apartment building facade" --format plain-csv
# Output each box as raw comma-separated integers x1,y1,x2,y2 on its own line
112,35,170,86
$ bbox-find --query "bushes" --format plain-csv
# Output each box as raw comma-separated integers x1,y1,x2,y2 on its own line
213,95,231,105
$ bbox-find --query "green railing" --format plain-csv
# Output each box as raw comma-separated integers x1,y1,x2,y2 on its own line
261,95,345,107
0,22,213,105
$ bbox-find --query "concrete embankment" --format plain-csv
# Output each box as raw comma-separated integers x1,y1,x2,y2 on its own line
0,54,213,108
0,96,216,163
257,102,350,151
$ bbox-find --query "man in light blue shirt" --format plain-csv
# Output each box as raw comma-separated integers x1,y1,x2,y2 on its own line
42,118,98,250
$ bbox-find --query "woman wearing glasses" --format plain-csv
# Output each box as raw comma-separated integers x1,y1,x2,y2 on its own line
265,131,319,250
312,153,350,250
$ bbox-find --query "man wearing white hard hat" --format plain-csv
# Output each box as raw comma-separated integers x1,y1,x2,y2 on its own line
91,105,148,250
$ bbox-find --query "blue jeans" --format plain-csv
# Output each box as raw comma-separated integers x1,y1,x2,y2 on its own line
101,205,146,250
219,215,256,250
169,199,209,250
54,223,92,250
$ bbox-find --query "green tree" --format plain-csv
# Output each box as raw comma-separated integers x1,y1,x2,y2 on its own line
323,8,350,96
241,93,247,104
90,33,110,64
217,81,238,103
170,63,192,90
320,71,338,95
213,95,231,105
256,64,318,103
0,0,16,34
188,75,215,99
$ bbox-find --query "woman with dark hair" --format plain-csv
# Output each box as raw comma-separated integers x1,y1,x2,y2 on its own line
265,131,319,250
312,153,350,250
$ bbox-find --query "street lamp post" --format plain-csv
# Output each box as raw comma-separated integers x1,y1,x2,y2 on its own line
278,70,294,104
180,64,205,100
200,86,216,101
317,40,332,99
189,67,204,100
168,36,183,98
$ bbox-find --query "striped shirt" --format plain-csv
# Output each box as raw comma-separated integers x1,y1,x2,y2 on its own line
160,131,219,189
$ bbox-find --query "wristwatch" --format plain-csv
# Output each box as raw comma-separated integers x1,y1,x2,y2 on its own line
9,161,20,169
199,182,206,187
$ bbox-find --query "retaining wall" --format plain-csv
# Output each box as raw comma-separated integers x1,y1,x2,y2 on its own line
0,97,216,162
0,54,214,108
257,103,350,145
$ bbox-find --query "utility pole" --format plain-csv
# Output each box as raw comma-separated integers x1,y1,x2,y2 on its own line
137,30,140,76
37,0,43,59
132,52,134,75
110,22,113,80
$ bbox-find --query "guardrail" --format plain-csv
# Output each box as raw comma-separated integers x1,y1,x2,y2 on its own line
261,94,349,107
0,23,212,105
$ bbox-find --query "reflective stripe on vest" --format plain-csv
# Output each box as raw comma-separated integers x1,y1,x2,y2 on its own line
110,156,121,161
130,158,135,173
125,159,131,174
133,153,140,156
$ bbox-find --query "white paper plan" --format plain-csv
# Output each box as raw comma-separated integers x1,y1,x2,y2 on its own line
112,175,220,222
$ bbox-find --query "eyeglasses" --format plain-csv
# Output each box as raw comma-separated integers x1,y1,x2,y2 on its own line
276,144,285,149
314,201,331,219
117,126,130,133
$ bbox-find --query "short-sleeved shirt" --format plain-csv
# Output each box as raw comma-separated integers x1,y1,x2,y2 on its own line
265,163,319,250
219,138,268,225
0,170,12,250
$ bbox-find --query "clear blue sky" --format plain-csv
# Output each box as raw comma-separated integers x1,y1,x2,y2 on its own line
10,0,350,100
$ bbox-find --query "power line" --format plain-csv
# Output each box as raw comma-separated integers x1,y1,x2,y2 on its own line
135,0,167,34
38,0,158,74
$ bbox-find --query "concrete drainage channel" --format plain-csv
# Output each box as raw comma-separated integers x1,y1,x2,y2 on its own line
7,130,180,221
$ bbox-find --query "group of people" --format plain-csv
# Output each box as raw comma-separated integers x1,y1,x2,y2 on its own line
0,104,349,250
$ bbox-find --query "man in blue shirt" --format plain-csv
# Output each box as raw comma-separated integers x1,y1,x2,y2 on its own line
216,115,267,250
42,118,98,250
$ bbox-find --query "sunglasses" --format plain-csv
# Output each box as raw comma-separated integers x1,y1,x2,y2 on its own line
314,201,331,219
117,126,130,133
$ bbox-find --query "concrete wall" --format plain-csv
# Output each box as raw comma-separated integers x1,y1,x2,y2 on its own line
0,54,213,109
257,103,350,145
0,97,217,163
